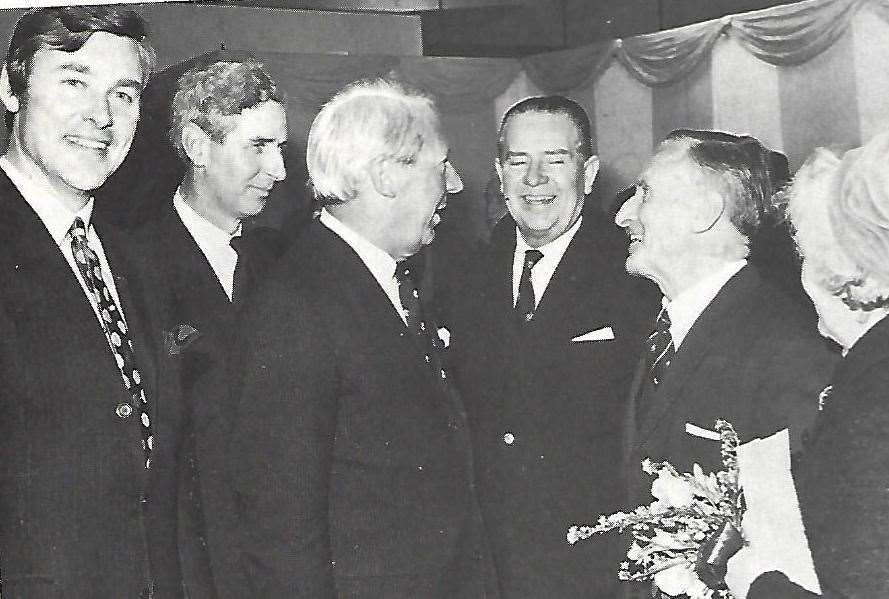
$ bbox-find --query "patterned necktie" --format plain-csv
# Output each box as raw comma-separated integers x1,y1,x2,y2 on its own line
395,260,428,339
69,217,153,469
646,307,675,387
515,249,543,324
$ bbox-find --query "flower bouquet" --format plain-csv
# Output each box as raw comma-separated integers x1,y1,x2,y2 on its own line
567,420,745,598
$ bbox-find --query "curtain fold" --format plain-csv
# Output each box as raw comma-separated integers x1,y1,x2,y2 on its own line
521,40,616,93
616,18,725,87
730,0,867,66
392,56,522,112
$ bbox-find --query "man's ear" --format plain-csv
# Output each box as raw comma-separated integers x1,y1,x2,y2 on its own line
0,65,20,114
494,159,504,194
691,189,726,233
367,155,397,199
582,155,600,195
182,122,210,168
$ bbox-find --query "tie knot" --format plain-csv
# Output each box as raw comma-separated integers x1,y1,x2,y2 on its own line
70,217,88,240
524,249,543,269
229,235,243,254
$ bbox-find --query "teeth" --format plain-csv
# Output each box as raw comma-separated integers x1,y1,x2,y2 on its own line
524,195,555,202
67,136,109,150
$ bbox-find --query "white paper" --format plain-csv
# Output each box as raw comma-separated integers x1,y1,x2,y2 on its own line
725,428,821,597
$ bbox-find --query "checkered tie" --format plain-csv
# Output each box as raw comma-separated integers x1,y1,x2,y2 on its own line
646,307,675,387
69,217,153,469
515,249,543,324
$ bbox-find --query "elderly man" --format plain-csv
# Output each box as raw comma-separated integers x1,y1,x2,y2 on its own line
211,78,495,598
615,131,838,509
0,6,188,597
449,96,656,597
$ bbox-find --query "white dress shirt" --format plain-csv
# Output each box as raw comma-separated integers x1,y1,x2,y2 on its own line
173,188,241,301
663,259,747,350
512,215,583,308
0,155,127,330
319,209,407,325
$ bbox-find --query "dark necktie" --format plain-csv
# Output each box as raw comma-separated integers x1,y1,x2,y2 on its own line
396,260,429,339
229,235,246,304
646,307,675,387
515,249,543,324
69,217,153,469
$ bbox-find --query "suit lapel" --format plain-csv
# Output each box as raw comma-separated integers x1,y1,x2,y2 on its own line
635,266,760,445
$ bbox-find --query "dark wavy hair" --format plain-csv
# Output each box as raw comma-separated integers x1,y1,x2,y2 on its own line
4,6,155,131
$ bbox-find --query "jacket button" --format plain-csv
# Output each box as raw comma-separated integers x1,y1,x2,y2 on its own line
116,403,133,418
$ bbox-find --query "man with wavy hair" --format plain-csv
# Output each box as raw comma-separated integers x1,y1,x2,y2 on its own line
0,6,189,597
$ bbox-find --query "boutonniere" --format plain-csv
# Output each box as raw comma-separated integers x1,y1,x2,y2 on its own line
164,323,202,355
437,326,451,349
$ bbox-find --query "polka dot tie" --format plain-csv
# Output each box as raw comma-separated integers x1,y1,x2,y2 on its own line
69,218,153,469
646,307,675,387
515,249,543,324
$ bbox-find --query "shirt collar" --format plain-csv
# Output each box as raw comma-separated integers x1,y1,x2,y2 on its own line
174,187,241,245
319,208,398,285
664,259,747,349
0,154,95,245
514,215,583,257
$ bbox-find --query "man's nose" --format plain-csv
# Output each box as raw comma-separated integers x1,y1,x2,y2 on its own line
445,160,463,194
523,160,548,186
265,146,286,181
614,189,641,227
85,93,113,129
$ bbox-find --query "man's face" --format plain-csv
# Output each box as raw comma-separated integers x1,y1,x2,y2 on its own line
389,129,463,259
615,148,700,294
497,111,598,248
4,32,145,201
203,100,288,226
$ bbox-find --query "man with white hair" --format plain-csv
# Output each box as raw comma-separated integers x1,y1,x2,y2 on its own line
212,78,495,598
615,130,838,510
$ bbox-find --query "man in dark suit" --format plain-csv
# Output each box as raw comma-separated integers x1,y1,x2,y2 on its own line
614,131,839,508
449,96,657,597
0,7,187,597
210,78,496,598
132,58,288,597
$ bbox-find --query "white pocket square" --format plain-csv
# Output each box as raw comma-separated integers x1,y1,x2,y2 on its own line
685,422,721,441
571,326,614,342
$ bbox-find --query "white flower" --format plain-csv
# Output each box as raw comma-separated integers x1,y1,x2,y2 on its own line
651,469,695,509
654,561,709,597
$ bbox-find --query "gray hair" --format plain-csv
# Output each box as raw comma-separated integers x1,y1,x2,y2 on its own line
788,131,889,309
169,59,284,162
306,78,440,205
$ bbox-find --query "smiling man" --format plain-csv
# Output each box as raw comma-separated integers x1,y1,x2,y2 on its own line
0,6,193,597
207,78,496,598
614,132,838,546
449,95,656,597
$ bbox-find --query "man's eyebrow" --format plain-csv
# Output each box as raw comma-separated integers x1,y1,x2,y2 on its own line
56,63,142,89
543,149,571,156
505,150,529,157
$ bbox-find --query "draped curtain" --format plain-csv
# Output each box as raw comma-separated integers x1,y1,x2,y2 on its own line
100,0,889,241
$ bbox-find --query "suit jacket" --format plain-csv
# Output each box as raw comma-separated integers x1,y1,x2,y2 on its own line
624,265,839,507
748,315,889,599
133,202,284,598
0,171,185,597
449,211,658,597
208,220,496,598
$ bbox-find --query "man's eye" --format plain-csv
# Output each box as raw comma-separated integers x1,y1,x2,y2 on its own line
508,159,527,167
548,159,566,165
115,90,135,104
62,79,84,88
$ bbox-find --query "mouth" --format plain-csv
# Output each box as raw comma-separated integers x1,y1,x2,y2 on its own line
626,230,644,252
65,135,111,152
522,194,556,205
